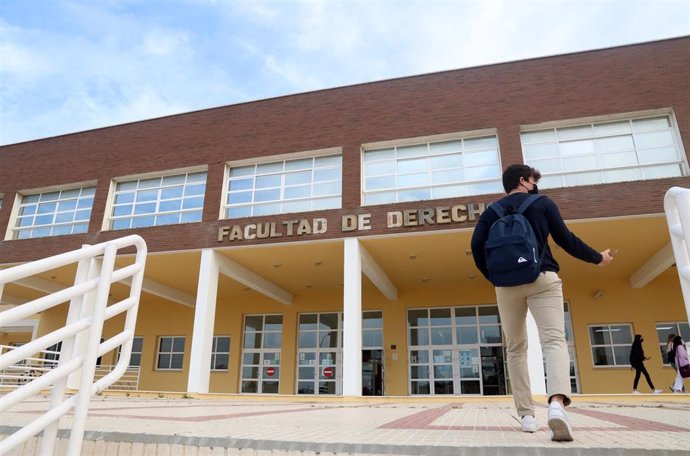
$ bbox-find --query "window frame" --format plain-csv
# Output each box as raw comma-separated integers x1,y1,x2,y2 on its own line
102,165,208,231
5,181,97,241
587,323,634,368
221,147,343,220
361,129,503,206
655,321,690,365
519,109,688,189
115,336,144,367
211,335,231,371
156,336,186,371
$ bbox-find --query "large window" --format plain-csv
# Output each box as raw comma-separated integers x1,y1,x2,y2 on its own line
156,336,185,370
11,186,95,239
109,170,206,230
224,153,342,219
362,133,502,205
656,322,690,365
521,113,685,189
588,324,633,367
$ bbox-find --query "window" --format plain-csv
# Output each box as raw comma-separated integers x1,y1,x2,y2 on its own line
116,336,144,367
109,170,206,230
363,311,383,349
240,315,283,393
12,186,95,239
44,342,62,368
656,322,690,364
224,154,342,219
211,336,230,371
521,113,686,189
362,133,502,205
156,336,185,370
588,324,633,366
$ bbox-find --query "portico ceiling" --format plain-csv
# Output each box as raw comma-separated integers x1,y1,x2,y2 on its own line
0,214,676,308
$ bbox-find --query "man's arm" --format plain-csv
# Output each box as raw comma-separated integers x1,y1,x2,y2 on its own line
544,198,604,264
470,214,492,280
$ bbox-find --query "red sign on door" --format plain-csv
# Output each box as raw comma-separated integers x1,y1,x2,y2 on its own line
266,367,275,377
323,366,333,378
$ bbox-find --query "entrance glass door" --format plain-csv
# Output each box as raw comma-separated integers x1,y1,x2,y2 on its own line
458,348,480,394
362,350,383,395
240,314,283,394
408,306,507,396
296,313,341,395
362,311,384,396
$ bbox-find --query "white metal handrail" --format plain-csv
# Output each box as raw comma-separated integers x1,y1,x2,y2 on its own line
0,235,147,456
664,187,690,323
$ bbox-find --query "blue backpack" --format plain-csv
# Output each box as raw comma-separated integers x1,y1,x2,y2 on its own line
484,194,545,287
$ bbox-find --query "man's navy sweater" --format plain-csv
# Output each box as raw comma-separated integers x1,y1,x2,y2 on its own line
471,192,603,282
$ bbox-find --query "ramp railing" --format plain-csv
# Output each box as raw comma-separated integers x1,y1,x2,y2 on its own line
0,235,147,456
664,187,690,322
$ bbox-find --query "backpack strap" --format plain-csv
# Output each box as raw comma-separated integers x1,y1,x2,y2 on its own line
489,194,544,218
516,194,547,264
488,202,505,218
516,194,545,214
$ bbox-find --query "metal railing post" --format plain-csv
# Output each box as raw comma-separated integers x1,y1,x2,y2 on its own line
38,246,93,456
664,187,690,324
0,234,147,456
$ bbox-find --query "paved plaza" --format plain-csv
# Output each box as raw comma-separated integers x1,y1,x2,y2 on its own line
2,393,690,455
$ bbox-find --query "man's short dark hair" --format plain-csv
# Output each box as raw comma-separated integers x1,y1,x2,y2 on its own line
502,164,542,193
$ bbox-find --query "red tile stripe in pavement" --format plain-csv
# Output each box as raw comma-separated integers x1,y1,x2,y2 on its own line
378,404,690,432
567,407,690,432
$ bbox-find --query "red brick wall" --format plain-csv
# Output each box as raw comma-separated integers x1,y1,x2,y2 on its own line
1,37,689,262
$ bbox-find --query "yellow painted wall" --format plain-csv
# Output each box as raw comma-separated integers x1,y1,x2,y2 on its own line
0,331,33,346
565,271,684,394
31,267,685,395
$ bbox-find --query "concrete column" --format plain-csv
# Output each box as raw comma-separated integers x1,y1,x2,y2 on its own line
342,238,362,396
187,249,220,393
527,310,546,394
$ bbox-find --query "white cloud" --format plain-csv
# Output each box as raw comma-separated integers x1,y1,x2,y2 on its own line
0,0,688,145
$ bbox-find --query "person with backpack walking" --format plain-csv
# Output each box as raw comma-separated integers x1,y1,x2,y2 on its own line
629,334,663,394
471,164,614,442
672,336,689,393
666,333,678,391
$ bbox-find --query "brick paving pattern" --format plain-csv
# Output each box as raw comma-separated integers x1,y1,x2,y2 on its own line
1,394,690,455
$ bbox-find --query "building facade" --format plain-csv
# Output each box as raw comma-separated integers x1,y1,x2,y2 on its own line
1,37,689,396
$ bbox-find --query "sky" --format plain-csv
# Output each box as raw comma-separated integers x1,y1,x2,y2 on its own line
0,0,689,146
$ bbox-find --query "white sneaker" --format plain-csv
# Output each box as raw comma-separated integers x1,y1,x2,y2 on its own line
521,415,538,433
653,389,663,394
547,401,573,442
632,390,641,394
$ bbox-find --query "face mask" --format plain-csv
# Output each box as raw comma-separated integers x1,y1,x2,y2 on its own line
528,184,539,195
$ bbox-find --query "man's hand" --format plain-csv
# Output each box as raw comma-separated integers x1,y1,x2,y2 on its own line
598,248,615,267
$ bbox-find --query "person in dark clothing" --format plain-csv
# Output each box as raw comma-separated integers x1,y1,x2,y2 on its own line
629,334,662,394
471,164,614,442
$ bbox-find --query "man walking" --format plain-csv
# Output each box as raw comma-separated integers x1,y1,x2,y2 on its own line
471,164,613,441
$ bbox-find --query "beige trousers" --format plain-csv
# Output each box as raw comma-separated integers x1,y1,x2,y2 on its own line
495,271,571,418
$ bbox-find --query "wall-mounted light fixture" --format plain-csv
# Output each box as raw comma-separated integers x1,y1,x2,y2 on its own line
593,289,604,299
